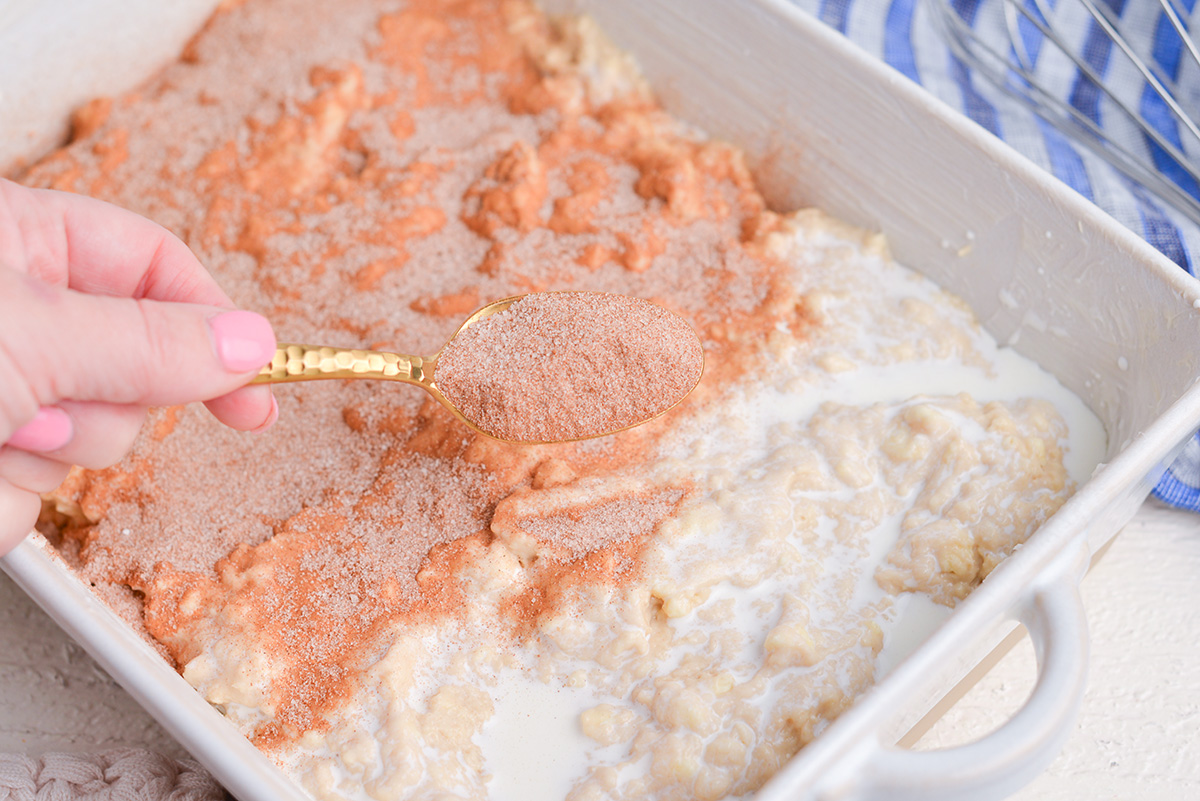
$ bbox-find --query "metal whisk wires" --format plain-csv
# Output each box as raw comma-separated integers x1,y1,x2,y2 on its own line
931,0,1200,226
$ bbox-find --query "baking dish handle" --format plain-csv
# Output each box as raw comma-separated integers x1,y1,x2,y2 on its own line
847,545,1089,801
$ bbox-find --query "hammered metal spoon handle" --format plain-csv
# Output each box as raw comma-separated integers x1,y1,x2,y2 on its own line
249,298,523,388
252,343,433,386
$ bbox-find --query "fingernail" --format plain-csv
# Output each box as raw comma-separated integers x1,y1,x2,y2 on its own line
208,310,276,373
250,394,279,434
8,407,73,452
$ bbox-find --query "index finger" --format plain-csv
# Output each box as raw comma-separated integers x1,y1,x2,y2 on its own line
0,178,233,307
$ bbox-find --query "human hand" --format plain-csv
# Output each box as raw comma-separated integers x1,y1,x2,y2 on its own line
0,178,277,555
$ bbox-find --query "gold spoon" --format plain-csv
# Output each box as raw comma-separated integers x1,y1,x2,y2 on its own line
251,293,704,443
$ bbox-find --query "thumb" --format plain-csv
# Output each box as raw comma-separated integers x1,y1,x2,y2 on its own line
0,270,275,417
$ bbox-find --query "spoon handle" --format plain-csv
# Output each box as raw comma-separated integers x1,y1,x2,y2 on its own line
251,343,430,384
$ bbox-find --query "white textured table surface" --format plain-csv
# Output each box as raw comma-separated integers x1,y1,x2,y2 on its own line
2,499,1198,798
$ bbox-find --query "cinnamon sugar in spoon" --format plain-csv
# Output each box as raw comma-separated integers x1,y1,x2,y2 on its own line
252,291,704,443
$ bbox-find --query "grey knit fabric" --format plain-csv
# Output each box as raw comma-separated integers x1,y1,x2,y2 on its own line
0,750,226,801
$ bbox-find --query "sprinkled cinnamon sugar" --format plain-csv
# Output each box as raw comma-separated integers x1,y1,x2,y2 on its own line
23,0,810,748
436,292,703,442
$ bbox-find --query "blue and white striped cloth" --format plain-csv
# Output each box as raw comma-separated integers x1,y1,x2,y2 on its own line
787,0,1200,511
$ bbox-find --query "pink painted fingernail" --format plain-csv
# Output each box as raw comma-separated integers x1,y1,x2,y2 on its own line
7,407,73,452
208,310,276,373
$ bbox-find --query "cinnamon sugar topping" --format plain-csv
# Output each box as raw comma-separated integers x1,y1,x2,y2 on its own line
23,0,788,748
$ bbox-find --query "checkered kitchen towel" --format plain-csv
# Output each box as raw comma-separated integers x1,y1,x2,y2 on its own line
787,0,1200,511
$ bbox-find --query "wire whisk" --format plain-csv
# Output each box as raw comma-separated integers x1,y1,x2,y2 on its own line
930,0,1200,226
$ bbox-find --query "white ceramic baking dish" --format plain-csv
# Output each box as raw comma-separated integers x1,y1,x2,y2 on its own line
4,1,1200,800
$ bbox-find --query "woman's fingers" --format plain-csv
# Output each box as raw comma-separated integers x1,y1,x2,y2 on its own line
1,181,279,434
0,181,280,557
0,269,276,431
